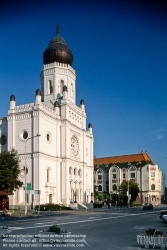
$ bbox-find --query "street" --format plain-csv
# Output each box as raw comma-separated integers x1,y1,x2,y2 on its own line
0,206,167,250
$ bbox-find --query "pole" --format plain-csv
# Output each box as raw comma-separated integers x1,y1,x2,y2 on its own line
24,134,41,215
127,165,131,209
25,139,27,215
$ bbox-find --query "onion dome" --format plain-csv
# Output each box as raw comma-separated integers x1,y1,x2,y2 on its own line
43,25,73,66
88,123,92,128
36,89,41,96
63,85,68,92
10,94,15,101
80,99,85,105
54,101,60,107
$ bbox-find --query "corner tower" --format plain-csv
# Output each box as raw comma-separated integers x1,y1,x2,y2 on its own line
40,25,76,104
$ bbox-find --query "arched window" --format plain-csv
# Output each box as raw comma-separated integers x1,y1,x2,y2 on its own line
60,80,64,94
47,168,50,182
71,83,73,97
74,168,77,176
98,185,102,191
48,80,53,94
69,167,72,175
151,184,155,190
113,184,117,191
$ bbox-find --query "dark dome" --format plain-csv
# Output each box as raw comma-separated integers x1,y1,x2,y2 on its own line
80,99,85,105
36,89,41,96
88,123,92,128
10,94,15,101
43,25,73,66
54,101,60,107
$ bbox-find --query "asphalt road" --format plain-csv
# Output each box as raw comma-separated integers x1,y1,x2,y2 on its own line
0,206,167,250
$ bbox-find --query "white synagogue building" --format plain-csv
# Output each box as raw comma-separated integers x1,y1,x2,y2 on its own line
0,25,94,208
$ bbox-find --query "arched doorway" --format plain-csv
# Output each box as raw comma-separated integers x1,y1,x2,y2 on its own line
49,194,52,204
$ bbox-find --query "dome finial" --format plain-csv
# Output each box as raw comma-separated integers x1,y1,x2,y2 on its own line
56,23,60,35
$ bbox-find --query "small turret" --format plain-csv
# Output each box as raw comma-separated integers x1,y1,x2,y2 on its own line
88,123,92,134
63,85,68,99
54,100,60,115
10,94,16,109
80,99,85,110
35,89,41,104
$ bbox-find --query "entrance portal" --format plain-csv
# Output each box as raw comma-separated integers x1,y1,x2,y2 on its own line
49,194,52,204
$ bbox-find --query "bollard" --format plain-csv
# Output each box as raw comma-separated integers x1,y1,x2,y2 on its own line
49,209,50,216
20,212,21,218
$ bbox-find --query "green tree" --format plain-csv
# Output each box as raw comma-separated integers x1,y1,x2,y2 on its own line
0,149,23,192
118,180,139,204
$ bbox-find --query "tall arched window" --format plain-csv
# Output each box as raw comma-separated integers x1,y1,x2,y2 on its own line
71,83,73,98
60,80,64,94
74,168,77,176
113,184,117,191
69,167,72,175
151,184,155,190
47,168,50,182
98,185,102,191
48,80,53,94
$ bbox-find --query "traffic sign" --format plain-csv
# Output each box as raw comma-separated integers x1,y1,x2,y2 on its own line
26,183,32,190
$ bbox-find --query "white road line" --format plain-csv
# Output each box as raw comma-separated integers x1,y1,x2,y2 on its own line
8,214,141,230
88,217,101,219
34,223,44,225
5,211,156,231
79,224,89,228
134,226,145,229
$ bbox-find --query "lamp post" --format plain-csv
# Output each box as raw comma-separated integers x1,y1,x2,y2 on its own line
91,192,93,203
24,133,41,215
127,164,131,209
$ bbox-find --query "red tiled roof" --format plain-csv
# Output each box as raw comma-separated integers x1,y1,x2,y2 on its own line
94,153,153,166
0,191,13,196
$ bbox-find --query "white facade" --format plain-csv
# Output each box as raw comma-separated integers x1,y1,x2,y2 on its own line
0,33,94,208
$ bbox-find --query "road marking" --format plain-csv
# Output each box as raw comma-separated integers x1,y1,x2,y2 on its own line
134,226,145,229
9,214,142,230
79,224,89,228
4,211,157,231
88,217,101,219
35,223,44,225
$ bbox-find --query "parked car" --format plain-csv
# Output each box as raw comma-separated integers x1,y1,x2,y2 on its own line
162,214,167,223
0,210,7,216
143,203,153,210
159,210,167,219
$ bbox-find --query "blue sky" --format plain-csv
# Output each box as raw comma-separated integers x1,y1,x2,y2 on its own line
1,0,167,181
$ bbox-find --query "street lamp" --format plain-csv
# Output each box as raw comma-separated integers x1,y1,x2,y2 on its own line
91,192,93,203
127,164,131,209
24,133,41,215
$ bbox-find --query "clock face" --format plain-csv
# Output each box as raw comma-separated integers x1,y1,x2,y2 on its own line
71,135,79,156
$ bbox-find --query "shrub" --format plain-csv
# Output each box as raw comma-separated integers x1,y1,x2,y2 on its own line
34,203,72,211
47,225,61,234
146,228,165,236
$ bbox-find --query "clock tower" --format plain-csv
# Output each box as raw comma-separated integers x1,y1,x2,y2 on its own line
39,25,94,205
4,25,94,208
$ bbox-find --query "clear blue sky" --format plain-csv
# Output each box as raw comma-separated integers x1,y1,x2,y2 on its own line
1,0,167,180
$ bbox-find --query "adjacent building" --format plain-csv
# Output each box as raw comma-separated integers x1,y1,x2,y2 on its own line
94,153,165,204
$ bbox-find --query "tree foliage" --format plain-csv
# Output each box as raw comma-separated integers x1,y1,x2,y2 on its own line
118,180,139,203
0,149,23,192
